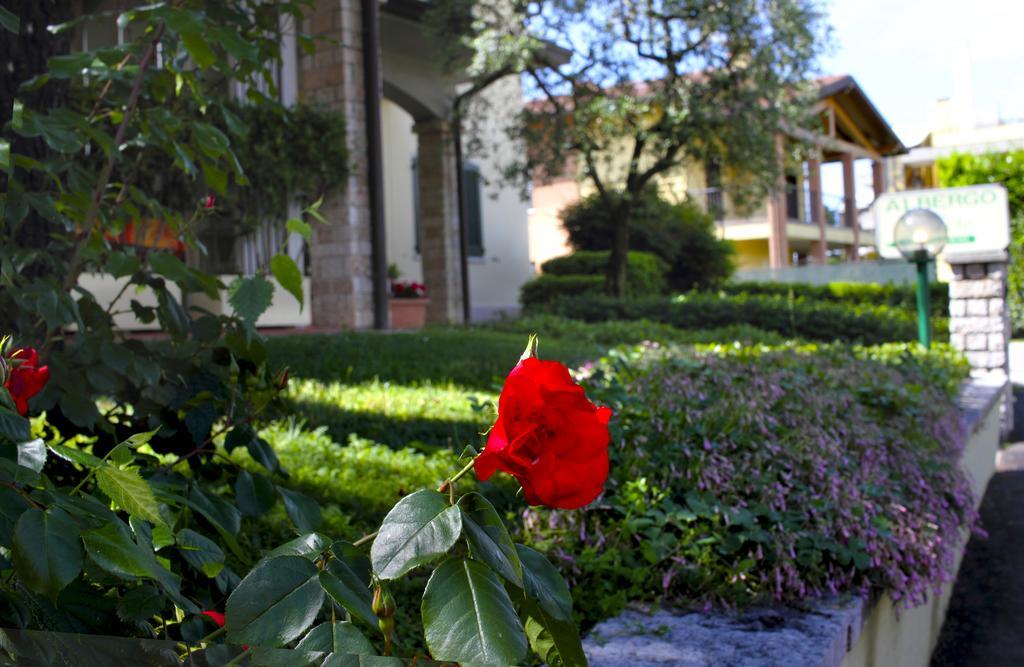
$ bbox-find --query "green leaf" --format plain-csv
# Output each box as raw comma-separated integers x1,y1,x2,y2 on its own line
296,621,375,656
16,439,47,473
181,31,216,69
48,443,103,468
0,405,31,443
516,544,573,621
226,555,324,647
286,218,312,242
228,276,274,330
235,469,277,517
271,254,304,309
0,7,19,34
46,52,92,78
107,252,141,278
458,493,523,586
177,528,225,578
96,466,165,526
12,508,82,600
278,486,321,533
148,252,189,283
521,596,587,667
117,585,165,624
186,485,245,560
262,533,331,562
319,562,376,630
248,437,283,475
370,489,462,580
81,521,182,601
421,558,528,665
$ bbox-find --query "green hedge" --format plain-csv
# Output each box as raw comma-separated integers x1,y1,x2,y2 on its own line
720,280,949,317
536,293,944,344
521,250,667,310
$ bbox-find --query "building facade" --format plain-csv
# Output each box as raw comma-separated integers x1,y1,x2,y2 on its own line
528,75,906,272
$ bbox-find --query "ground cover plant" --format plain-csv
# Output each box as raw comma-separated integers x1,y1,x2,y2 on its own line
518,341,975,627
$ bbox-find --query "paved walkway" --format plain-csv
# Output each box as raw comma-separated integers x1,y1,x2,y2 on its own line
931,443,1024,666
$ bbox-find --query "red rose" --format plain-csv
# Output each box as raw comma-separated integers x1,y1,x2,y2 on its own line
4,347,49,417
201,610,225,627
474,343,611,509
203,195,216,210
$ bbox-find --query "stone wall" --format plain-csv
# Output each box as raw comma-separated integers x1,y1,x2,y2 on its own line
948,260,1009,374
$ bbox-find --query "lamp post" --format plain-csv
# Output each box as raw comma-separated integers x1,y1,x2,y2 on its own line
893,209,948,348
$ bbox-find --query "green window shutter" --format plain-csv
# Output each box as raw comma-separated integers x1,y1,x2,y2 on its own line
462,164,484,257
412,156,421,254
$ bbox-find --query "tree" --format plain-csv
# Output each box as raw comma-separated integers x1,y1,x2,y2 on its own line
431,0,827,296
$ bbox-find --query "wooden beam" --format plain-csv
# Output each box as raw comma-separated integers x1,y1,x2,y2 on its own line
780,122,878,160
826,98,882,160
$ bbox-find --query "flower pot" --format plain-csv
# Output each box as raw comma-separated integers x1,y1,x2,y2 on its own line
389,298,430,330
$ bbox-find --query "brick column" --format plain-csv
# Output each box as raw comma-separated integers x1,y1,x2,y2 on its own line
766,134,789,268
948,252,1013,435
300,0,375,329
807,155,827,263
414,119,464,324
841,152,859,261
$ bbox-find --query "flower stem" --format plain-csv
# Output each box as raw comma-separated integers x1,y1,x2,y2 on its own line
448,458,477,486
353,530,378,548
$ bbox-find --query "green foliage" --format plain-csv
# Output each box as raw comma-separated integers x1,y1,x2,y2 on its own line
937,150,1024,333
721,280,949,317
562,190,736,290
535,292,944,344
522,342,973,627
488,314,789,346
542,250,669,294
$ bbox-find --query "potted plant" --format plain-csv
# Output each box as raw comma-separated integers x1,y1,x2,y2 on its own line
388,264,430,330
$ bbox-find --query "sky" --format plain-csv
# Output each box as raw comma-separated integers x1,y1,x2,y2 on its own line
818,0,1024,201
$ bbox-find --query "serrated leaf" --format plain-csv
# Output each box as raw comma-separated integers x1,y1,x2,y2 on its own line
271,254,304,309
421,558,527,665
296,621,375,655
0,405,30,443
262,533,331,562
235,469,277,517
278,486,321,533
0,7,19,34
187,485,245,561
319,561,376,630
177,528,225,578
226,555,324,647
12,507,82,600
81,520,183,602
117,585,165,624
16,439,47,473
521,597,587,667
516,544,573,621
227,276,274,330
458,493,522,586
48,443,103,468
96,466,165,526
286,218,311,241
370,490,462,580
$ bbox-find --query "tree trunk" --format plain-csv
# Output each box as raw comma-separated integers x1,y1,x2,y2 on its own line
605,204,630,298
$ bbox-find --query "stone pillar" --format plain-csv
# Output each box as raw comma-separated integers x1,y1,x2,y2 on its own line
766,134,789,268
948,252,1013,435
872,160,886,198
841,152,859,261
414,119,465,324
807,156,827,264
300,0,375,329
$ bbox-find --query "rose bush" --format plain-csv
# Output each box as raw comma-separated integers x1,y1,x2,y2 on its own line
2,344,49,416
476,337,612,509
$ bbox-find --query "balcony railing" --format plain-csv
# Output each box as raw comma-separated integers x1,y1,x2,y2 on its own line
688,186,853,228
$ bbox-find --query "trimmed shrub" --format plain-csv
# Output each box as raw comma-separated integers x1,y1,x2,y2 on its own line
562,188,735,290
537,292,944,344
520,342,974,624
521,251,668,309
721,280,949,317
487,314,788,346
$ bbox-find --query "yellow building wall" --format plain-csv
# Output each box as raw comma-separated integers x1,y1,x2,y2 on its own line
731,239,771,270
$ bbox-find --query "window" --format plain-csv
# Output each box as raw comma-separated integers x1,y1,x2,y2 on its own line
411,158,484,257
462,164,485,257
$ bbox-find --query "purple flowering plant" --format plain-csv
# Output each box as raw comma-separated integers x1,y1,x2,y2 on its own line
518,342,976,626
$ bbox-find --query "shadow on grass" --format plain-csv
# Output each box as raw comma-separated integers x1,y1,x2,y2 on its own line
275,397,490,452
